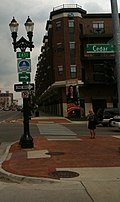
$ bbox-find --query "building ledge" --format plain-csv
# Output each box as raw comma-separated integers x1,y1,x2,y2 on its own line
40,80,84,99
51,80,84,87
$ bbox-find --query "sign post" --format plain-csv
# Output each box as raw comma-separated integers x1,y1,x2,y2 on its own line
16,51,33,148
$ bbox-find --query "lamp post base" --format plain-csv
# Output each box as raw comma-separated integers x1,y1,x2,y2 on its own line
19,134,34,148
19,97,34,149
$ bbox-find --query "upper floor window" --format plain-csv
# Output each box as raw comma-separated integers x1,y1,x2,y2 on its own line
69,20,74,33
92,21,104,34
56,21,61,31
70,65,76,78
69,20,74,27
70,42,75,65
70,42,75,49
93,63,105,82
79,23,83,34
58,65,63,75
56,42,64,52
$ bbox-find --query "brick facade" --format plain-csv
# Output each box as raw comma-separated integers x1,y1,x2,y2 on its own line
35,4,118,117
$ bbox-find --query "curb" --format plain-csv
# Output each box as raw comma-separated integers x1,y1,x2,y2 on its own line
0,142,61,184
0,167,61,184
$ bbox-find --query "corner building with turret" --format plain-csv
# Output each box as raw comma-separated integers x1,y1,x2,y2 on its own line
35,4,118,117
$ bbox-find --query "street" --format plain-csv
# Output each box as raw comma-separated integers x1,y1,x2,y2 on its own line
0,110,22,122
0,111,120,143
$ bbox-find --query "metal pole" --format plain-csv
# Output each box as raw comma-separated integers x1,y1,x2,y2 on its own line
19,76,33,149
110,0,120,113
19,96,33,148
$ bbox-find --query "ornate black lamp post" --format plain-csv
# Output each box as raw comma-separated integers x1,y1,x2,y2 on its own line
9,17,34,148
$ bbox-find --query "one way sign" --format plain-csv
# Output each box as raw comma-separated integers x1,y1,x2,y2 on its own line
14,83,34,92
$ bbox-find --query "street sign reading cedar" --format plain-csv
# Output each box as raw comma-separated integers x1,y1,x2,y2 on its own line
14,83,34,92
86,44,115,53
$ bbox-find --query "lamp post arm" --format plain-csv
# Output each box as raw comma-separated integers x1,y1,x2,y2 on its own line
14,36,34,52
11,32,17,52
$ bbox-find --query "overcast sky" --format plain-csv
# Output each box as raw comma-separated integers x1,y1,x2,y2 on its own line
0,0,120,104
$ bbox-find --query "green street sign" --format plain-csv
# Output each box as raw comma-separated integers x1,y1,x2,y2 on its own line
86,44,115,53
18,73,31,82
17,52,30,59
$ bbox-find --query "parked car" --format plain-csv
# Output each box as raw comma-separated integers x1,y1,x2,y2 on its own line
3,107,10,111
97,107,119,126
111,115,120,128
17,105,23,112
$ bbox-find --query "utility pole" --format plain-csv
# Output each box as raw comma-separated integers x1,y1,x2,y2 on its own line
110,0,120,113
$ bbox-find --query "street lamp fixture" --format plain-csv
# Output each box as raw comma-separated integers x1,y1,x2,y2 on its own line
25,16,34,43
9,17,19,52
9,17,34,148
9,16,34,52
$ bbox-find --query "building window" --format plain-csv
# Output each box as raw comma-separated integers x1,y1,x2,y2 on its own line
70,42,75,65
69,20,74,41
92,21,104,34
70,42,75,49
79,23,83,34
93,64,105,82
69,20,74,28
58,66,63,75
56,21,61,31
70,65,76,78
69,20,74,32
56,42,64,52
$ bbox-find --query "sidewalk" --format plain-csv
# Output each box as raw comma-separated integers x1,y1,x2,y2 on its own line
0,128,120,181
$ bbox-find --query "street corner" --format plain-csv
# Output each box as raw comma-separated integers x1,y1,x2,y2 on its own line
1,136,120,181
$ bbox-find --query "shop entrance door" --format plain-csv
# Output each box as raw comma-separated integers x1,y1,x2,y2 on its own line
92,99,106,114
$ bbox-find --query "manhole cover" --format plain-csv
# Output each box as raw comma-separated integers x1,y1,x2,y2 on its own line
49,170,79,178
46,152,65,155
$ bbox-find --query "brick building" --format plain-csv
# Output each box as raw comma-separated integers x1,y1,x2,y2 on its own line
0,90,13,109
35,4,118,117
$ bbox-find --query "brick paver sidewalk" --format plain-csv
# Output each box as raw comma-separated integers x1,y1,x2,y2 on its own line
2,136,120,180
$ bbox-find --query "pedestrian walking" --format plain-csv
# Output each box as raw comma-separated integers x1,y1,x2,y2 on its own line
87,110,97,139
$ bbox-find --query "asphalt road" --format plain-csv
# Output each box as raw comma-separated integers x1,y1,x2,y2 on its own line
0,111,120,144
0,110,22,122
63,123,120,136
